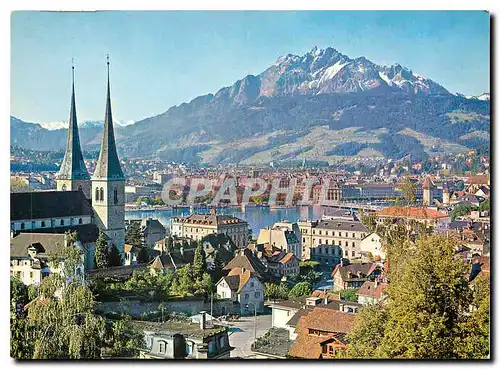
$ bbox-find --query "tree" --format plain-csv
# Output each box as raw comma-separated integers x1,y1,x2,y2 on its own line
347,234,489,359
340,289,358,303
12,275,144,359
172,264,195,297
478,198,490,212
165,236,174,253
192,241,207,280
347,304,388,358
398,177,417,205
265,282,290,301
288,282,312,299
451,203,472,221
137,247,150,264
107,245,122,267
212,250,225,283
360,212,377,233
94,231,108,269
125,221,143,247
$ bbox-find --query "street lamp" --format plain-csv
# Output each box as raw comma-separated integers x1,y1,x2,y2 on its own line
245,302,257,344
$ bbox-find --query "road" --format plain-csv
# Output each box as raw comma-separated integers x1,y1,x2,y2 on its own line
224,314,272,358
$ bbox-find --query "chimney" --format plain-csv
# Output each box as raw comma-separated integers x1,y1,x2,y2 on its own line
339,303,344,312
199,311,206,330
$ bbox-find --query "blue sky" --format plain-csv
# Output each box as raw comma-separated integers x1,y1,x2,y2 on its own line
11,11,490,123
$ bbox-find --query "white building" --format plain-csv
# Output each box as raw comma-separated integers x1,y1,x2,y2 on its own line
359,233,385,261
215,267,265,315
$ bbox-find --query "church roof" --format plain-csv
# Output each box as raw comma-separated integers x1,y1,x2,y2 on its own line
57,65,90,180
92,58,124,181
11,191,93,221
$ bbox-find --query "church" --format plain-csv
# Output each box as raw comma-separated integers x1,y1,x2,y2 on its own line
10,58,126,282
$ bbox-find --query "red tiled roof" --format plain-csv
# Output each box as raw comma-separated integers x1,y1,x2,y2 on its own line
289,307,356,359
376,206,448,219
357,281,388,298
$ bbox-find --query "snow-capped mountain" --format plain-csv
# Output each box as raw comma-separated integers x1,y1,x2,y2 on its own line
37,119,135,130
214,46,449,105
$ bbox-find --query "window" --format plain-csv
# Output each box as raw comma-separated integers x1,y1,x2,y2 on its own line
345,241,348,247
303,237,306,243
114,188,118,204
325,239,329,245
31,221,35,229
100,188,104,202
313,230,315,235
250,281,254,287
60,219,64,226
41,221,45,227
345,250,348,256
79,218,83,225
352,242,355,247
159,341,166,353
254,291,260,298
244,293,249,300
332,231,335,236
352,233,355,238
62,184,67,191
78,185,82,191
352,251,355,257
29,272,33,280
319,230,322,235
95,187,99,201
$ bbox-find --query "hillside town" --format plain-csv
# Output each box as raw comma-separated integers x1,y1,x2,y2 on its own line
10,61,490,358
10,10,490,361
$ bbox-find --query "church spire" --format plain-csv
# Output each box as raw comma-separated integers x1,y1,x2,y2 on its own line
93,55,125,180
58,59,90,180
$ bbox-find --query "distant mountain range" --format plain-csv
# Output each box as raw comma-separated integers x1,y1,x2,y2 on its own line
11,46,490,165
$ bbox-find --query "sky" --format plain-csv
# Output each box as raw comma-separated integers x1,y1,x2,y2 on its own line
11,11,490,124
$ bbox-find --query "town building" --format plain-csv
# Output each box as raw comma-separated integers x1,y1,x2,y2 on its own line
215,267,265,315
10,232,86,285
297,219,369,261
171,211,248,249
288,306,356,359
375,207,450,228
223,248,268,280
359,232,385,261
357,280,388,305
331,262,381,291
256,226,301,259
133,313,233,359
422,177,435,205
126,218,167,247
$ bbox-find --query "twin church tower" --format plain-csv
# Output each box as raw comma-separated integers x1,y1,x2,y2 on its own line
56,57,125,252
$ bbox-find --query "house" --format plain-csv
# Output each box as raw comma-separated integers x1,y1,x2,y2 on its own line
465,175,489,194
331,262,381,291
474,186,490,199
357,280,388,305
375,206,450,227
359,233,385,261
257,226,301,259
223,248,268,280
288,307,356,359
171,211,249,249
297,219,370,261
10,232,86,285
126,218,167,247
149,247,195,273
132,312,233,359
215,267,265,315
270,294,360,340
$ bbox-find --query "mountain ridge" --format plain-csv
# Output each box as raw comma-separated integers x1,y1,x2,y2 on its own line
11,46,490,165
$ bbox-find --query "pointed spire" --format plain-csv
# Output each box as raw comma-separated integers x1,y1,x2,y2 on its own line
93,54,125,180
58,59,90,180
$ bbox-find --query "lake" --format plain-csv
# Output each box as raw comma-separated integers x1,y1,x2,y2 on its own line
126,205,333,236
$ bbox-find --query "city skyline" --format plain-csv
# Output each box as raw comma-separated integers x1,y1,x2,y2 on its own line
11,10,490,124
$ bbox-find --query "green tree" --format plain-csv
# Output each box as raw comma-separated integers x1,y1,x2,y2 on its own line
398,177,417,205
265,282,290,301
288,282,312,299
451,203,472,221
172,264,195,297
347,304,388,358
107,245,122,267
165,236,174,253
192,241,207,280
137,247,150,264
125,221,143,247
347,234,489,359
478,198,490,212
94,231,108,269
212,250,225,283
340,289,358,303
